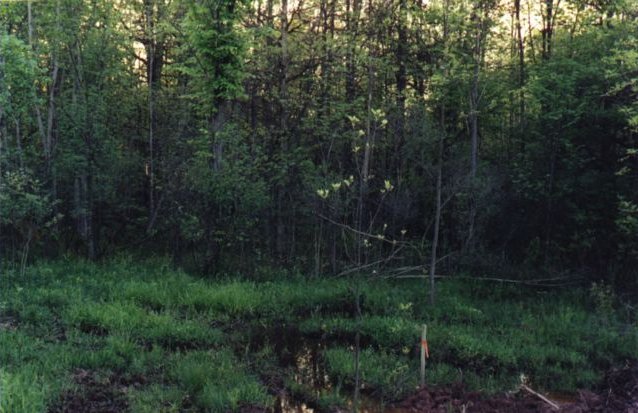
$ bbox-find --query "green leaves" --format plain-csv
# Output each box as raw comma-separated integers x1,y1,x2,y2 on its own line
182,0,248,115
0,169,55,230
0,35,42,120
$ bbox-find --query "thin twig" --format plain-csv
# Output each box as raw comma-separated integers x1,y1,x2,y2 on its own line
335,245,405,277
317,213,406,246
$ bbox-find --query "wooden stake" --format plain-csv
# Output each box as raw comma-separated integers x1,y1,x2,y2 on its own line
420,324,427,387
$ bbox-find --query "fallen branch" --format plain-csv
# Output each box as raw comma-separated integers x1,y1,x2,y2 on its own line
381,265,425,276
521,384,560,411
381,274,583,287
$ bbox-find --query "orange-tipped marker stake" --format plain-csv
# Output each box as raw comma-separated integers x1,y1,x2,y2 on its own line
420,324,428,387
421,339,430,358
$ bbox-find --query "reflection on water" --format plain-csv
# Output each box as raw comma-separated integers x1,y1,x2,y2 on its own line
276,392,412,413
261,324,580,413
255,324,412,413
276,395,316,413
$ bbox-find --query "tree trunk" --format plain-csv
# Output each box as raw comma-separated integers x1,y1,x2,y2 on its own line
429,0,450,305
544,135,557,265
429,120,444,306
15,119,23,169
144,0,164,222
467,4,485,250
46,61,59,179
467,58,480,249
515,0,525,105
357,61,374,265
394,0,407,177
276,0,289,259
542,0,554,60
28,0,52,177
345,0,361,102
211,101,229,172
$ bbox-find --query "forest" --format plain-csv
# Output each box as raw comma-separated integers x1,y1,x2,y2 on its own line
0,0,637,412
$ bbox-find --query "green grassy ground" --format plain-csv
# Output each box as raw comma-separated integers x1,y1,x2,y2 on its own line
0,257,636,412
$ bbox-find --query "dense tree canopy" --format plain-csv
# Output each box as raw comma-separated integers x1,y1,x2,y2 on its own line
0,0,636,289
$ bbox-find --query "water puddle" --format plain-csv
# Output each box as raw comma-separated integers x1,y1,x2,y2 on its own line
276,395,412,413
275,395,315,412
249,323,408,413
252,325,584,413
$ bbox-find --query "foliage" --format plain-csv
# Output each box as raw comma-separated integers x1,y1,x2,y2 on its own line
1,0,638,407
0,0,636,286
181,0,248,114
0,170,54,231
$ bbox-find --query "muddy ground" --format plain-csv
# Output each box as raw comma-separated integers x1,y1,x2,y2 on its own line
45,361,638,412
48,370,143,413
390,361,638,413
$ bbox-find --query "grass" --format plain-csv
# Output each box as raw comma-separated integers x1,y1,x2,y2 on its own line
0,367,51,413
169,349,271,411
324,347,416,400
0,257,636,412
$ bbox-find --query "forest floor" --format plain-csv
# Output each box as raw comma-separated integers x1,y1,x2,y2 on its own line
0,258,636,412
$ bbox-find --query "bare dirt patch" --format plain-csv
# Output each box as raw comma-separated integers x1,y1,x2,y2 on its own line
0,314,19,331
47,369,141,413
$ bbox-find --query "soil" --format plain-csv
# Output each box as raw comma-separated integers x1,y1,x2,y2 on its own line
48,369,144,413
391,361,638,413
0,314,19,331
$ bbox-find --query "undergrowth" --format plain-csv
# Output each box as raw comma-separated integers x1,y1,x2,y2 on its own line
0,257,635,412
